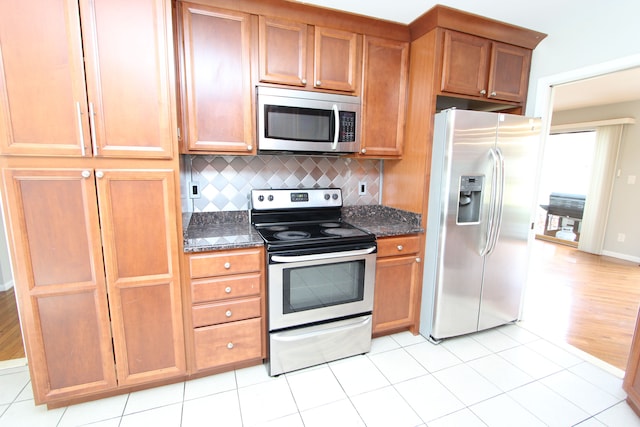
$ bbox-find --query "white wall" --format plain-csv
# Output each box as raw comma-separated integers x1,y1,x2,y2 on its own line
552,101,640,261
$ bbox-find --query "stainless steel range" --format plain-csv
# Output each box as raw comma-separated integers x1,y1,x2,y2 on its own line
250,188,377,376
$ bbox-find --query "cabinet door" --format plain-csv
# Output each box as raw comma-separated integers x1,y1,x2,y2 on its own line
96,169,185,386
179,3,254,154
373,255,420,335
1,169,116,404
314,27,360,93
624,309,640,414
259,16,308,87
487,42,531,103
360,36,409,157
440,30,490,98
80,0,175,158
0,0,89,156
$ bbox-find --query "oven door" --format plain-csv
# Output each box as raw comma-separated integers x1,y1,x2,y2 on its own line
268,245,376,331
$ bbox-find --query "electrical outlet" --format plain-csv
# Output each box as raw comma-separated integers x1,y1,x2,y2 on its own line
617,233,626,242
188,181,200,199
358,181,367,195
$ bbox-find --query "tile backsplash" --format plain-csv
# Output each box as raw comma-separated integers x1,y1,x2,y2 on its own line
181,155,382,212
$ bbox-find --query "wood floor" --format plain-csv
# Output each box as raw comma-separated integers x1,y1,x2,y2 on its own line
0,240,638,371
524,238,640,371
0,287,25,360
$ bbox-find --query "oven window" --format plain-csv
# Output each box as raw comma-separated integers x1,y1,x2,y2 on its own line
265,105,334,142
283,260,365,313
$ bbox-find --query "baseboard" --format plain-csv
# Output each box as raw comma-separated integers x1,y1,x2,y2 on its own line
0,357,27,372
601,250,640,264
0,279,13,292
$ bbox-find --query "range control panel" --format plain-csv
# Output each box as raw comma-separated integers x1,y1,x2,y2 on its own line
251,188,342,211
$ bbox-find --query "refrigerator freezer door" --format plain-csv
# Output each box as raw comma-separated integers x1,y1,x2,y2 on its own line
428,110,499,340
478,114,541,331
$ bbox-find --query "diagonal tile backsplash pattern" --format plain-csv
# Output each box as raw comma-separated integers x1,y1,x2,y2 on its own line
183,155,382,212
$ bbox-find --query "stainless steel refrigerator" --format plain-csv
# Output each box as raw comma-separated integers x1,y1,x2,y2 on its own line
419,109,541,341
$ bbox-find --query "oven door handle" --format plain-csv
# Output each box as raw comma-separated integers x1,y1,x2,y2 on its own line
271,246,376,263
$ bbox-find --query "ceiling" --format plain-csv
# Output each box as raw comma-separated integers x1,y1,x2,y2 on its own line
292,0,640,112
552,67,640,111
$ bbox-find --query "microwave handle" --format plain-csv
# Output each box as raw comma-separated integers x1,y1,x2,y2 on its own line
331,104,339,150
271,246,376,263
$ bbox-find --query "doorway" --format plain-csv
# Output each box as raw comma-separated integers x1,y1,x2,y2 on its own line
523,62,640,372
534,131,595,245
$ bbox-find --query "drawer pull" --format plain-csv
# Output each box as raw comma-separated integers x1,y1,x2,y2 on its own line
225,310,232,318
397,245,404,251
227,342,234,349
224,262,231,269
225,286,232,294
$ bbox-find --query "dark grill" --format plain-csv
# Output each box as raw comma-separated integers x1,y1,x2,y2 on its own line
540,192,586,219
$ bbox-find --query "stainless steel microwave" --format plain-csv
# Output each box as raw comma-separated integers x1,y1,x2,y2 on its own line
257,86,361,154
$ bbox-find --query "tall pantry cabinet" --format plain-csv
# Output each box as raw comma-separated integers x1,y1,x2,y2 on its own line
0,0,185,405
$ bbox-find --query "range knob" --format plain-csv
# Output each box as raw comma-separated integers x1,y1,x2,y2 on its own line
257,195,264,202
332,193,339,200
324,194,331,200
268,195,274,201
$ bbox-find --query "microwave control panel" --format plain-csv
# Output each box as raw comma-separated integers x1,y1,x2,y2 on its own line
339,111,356,142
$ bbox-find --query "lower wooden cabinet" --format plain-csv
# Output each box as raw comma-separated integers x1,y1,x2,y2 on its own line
624,308,640,415
373,234,422,335
186,247,266,373
1,167,185,404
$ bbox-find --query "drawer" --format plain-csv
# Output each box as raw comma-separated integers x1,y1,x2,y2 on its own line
193,318,263,370
189,247,263,278
191,273,261,304
192,297,261,328
377,235,421,258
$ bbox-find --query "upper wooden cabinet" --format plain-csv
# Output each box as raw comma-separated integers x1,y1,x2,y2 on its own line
359,36,409,157
258,16,308,87
0,0,176,158
313,26,360,93
1,168,185,404
258,17,360,94
440,30,532,104
178,3,255,154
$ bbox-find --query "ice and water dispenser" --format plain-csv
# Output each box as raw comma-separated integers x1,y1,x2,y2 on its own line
457,175,484,224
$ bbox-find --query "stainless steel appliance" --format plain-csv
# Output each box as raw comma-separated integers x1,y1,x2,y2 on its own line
420,109,541,341
250,188,376,376
256,86,360,154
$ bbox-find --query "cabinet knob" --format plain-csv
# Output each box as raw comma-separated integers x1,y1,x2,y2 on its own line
490,91,497,97
225,310,232,318
397,245,403,251
246,145,252,151
416,257,421,263
361,148,366,154
224,262,231,269
95,171,104,179
301,78,307,85
316,80,322,86
227,342,234,349
225,286,232,294
81,170,91,179
480,89,487,95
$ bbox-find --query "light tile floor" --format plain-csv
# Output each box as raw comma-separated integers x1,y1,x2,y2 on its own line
2,323,640,427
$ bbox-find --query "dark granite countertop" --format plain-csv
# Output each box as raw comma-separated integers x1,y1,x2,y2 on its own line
183,205,423,253
183,211,264,253
342,205,423,237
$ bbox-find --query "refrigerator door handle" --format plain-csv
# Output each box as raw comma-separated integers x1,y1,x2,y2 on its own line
486,148,506,256
481,148,499,256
